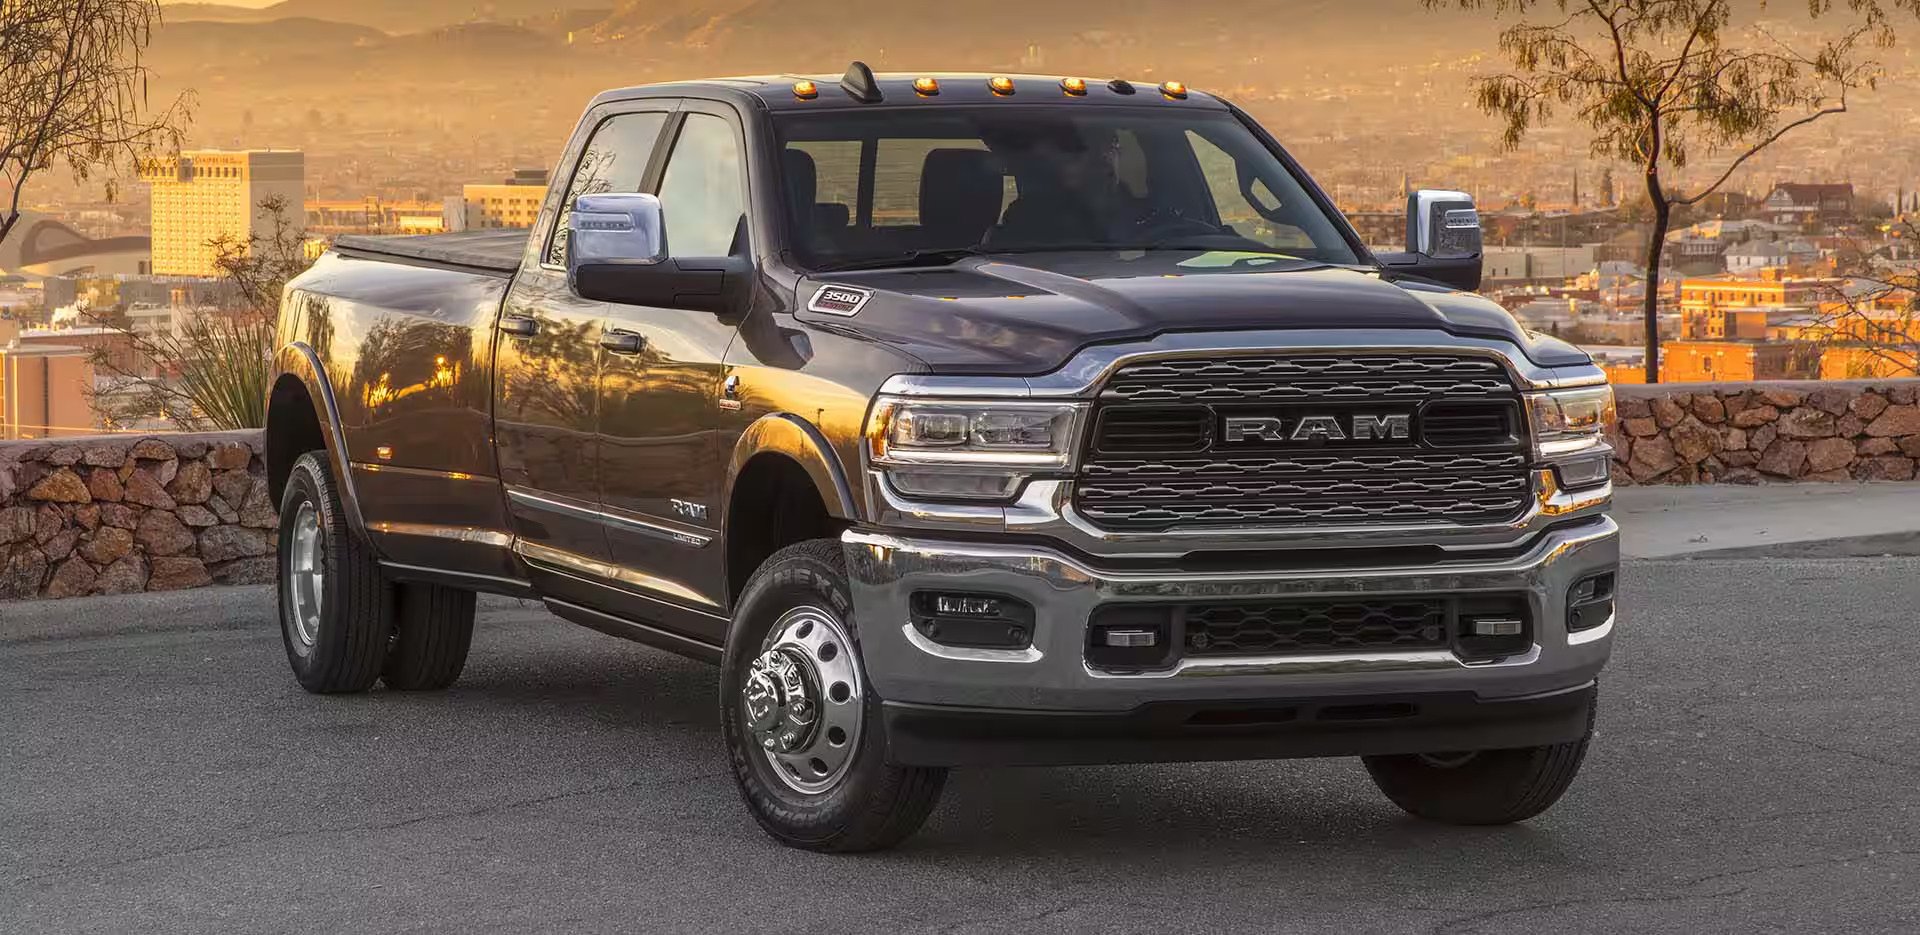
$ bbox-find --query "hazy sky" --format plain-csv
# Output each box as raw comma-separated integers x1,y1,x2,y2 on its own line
161,0,281,6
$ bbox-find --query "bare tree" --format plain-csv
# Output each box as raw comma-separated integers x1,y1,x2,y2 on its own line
1426,0,1920,382
1,0,192,247
86,196,309,429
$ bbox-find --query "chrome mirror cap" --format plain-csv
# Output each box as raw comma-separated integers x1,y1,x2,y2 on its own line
1407,189,1481,260
567,192,665,287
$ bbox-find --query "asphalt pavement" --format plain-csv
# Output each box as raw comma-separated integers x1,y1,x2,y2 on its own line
4,557,1920,934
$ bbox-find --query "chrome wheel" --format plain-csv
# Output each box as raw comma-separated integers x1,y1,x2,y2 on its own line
742,605,862,794
286,501,325,647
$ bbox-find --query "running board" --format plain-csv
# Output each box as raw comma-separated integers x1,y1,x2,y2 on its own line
543,598,724,665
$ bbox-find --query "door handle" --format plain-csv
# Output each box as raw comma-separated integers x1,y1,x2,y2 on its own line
599,330,646,354
498,315,538,336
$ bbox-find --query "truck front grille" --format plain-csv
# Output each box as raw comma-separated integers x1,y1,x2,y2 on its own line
1185,598,1448,655
1075,353,1531,531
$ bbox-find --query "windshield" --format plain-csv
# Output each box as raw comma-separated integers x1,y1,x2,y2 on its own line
773,106,1362,271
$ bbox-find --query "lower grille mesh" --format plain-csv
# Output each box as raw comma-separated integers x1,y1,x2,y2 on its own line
1185,598,1449,655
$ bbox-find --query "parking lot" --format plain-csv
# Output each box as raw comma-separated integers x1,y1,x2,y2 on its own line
4,555,1918,934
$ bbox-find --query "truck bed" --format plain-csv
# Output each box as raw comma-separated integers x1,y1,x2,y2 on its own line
331,228,530,276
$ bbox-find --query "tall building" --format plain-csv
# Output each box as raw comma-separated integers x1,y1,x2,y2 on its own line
449,168,549,231
138,150,306,276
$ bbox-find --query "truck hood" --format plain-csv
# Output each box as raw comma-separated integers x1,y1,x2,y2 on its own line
794,253,1590,375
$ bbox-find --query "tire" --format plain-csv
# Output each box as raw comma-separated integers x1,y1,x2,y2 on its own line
277,451,393,694
720,539,947,852
382,583,476,691
1362,691,1597,825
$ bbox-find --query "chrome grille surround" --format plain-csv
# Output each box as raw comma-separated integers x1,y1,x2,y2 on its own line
1076,351,1531,532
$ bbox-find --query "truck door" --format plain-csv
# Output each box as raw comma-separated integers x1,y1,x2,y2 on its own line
494,108,672,587
595,103,747,631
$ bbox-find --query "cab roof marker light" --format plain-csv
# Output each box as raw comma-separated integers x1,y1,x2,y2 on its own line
1060,77,1088,96
913,77,940,96
989,76,1016,96
1160,80,1189,99
792,80,818,100
1107,78,1137,95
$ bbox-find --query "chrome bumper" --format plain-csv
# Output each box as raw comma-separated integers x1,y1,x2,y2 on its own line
842,517,1618,713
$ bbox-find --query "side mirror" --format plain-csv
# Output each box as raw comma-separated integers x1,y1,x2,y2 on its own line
567,192,665,283
568,193,746,314
1377,189,1483,292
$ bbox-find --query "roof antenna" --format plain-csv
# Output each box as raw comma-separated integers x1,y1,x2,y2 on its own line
841,61,883,103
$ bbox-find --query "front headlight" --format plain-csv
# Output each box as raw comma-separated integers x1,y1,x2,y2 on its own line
1525,385,1615,489
866,398,1086,500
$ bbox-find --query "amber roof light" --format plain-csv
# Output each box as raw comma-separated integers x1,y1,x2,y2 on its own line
913,77,940,96
988,76,1016,96
1060,77,1087,96
1159,80,1189,99
793,80,819,100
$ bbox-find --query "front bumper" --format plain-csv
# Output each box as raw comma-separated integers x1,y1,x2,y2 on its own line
843,517,1618,764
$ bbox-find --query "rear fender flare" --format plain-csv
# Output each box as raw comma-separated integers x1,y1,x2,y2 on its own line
724,413,858,522
271,342,370,542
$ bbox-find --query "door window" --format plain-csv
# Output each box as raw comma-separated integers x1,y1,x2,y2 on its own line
657,114,748,257
545,112,669,267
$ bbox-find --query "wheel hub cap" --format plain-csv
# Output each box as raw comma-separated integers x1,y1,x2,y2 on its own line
744,649,817,754
740,606,863,794
286,501,325,647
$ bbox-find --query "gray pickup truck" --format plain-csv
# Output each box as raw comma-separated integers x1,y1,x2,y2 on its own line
264,64,1620,852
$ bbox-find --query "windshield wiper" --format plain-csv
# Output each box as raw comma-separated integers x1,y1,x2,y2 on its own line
813,247,988,272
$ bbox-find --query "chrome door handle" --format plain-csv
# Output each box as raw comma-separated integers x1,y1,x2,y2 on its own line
498,315,538,336
598,330,645,354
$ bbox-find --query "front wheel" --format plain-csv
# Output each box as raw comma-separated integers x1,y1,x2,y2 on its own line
1362,693,1596,825
720,540,947,852
277,451,392,694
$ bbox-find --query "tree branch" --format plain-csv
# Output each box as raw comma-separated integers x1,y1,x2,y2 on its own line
1672,103,1851,204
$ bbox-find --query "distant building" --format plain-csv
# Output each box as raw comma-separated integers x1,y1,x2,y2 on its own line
0,345,97,439
308,198,448,236
138,150,306,276
1661,340,1820,382
0,211,151,278
1760,183,1854,227
455,168,550,231
1482,246,1597,285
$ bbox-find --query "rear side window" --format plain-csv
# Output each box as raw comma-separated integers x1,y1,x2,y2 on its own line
545,112,669,267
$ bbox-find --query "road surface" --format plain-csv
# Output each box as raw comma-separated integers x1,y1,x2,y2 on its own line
4,557,1918,934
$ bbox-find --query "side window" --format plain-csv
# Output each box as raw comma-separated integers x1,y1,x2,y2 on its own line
546,112,668,267
1184,130,1312,250
657,113,747,256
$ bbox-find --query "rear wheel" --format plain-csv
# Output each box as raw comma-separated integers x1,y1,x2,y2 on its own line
382,583,476,691
720,540,947,852
277,451,392,694
1363,692,1596,825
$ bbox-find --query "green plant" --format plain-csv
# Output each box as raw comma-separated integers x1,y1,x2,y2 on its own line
87,195,308,430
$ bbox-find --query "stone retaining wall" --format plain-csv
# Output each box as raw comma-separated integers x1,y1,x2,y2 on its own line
0,431,274,600
4,381,1919,599
1609,380,1920,485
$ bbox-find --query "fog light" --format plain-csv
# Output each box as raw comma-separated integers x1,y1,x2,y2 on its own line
934,595,999,616
911,592,1033,650
1566,572,1616,632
